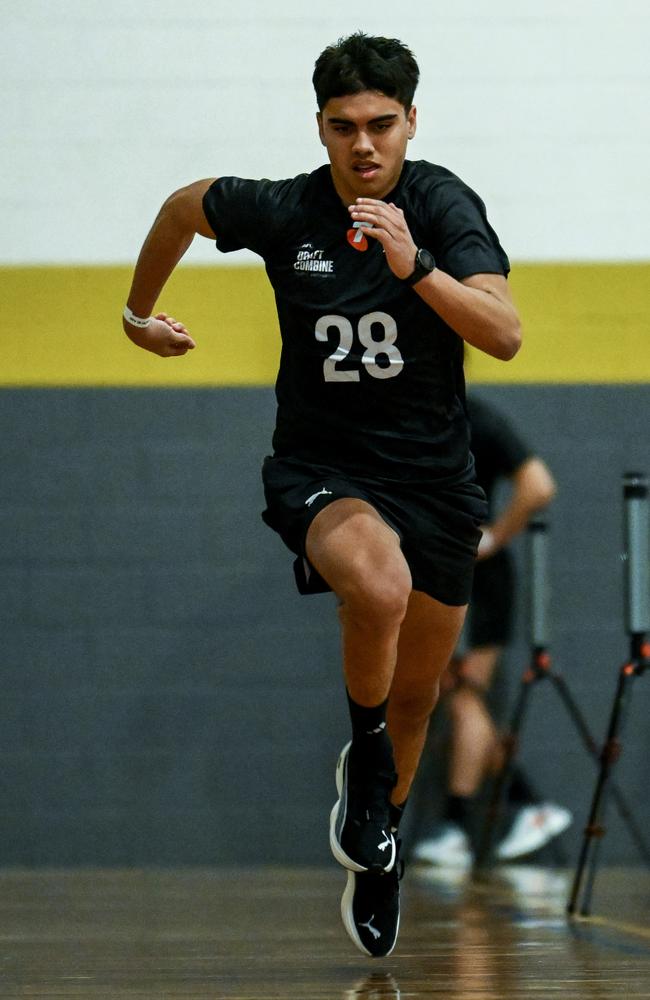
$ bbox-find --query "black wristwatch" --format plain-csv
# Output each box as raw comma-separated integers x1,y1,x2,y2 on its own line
404,247,436,286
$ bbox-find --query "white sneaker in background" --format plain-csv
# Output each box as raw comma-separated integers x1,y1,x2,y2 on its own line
495,803,573,861
412,823,473,867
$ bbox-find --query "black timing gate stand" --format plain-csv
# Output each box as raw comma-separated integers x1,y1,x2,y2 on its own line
568,471,650,916
475,495,650,871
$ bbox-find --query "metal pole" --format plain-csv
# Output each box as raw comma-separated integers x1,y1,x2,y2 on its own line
623,471,650,637
529,518,550,650
568,471,649,915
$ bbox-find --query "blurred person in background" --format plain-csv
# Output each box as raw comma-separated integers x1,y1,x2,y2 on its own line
413,394,572,867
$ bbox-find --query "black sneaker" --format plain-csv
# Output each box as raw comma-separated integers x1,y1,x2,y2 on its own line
341,842,403,957
330,742,396,873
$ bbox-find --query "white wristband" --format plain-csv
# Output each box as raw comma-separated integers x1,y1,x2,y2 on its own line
123,305,152,328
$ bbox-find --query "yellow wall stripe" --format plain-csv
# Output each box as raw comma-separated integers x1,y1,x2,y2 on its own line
4,263,649,386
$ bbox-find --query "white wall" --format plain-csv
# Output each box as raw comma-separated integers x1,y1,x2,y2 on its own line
3,0,649,264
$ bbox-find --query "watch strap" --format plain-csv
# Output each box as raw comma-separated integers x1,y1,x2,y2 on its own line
404,248,436,286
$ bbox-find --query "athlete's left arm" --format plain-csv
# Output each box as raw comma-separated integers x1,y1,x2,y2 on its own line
349,199,521,361
421,270,521,361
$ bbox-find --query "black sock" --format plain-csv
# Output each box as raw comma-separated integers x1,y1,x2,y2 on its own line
346,689,389,738
507,767,537,805
346,690,393,770
444,794,472,831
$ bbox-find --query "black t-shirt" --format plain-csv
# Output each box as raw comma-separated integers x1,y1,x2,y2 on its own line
467,395,531,513
202,160,510,484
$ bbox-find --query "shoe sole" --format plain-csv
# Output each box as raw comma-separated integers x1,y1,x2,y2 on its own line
341,871,399,959
329,742,396,874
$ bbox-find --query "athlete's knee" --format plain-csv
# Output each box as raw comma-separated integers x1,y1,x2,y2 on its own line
339,563,411,631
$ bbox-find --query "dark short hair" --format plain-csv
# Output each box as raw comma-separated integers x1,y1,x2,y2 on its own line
313,32,420,112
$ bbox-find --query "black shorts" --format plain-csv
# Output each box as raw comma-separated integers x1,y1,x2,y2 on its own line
467,549,516,647
261,456,487,607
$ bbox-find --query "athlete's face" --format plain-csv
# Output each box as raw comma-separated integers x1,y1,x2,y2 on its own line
317,91,417,205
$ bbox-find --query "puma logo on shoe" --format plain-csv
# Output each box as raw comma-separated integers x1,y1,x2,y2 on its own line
359,914,381,941
378,831,392,852
305,487,333,507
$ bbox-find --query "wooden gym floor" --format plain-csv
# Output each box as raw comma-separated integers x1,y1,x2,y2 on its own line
0,864,648,998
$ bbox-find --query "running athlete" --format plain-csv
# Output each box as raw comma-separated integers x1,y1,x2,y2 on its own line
121,32,521,958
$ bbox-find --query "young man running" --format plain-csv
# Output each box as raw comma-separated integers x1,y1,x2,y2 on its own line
122,32,521,957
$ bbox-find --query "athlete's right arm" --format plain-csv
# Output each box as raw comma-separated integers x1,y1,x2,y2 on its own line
122,178,217,357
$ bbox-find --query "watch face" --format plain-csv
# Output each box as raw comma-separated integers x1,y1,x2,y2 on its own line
417,248,435,271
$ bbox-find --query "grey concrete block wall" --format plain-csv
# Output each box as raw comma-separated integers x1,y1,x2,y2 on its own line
1,385,649,866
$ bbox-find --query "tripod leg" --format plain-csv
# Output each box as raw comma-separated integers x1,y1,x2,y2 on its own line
549,672,650,863
581,777,615,916
568,664,634,915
